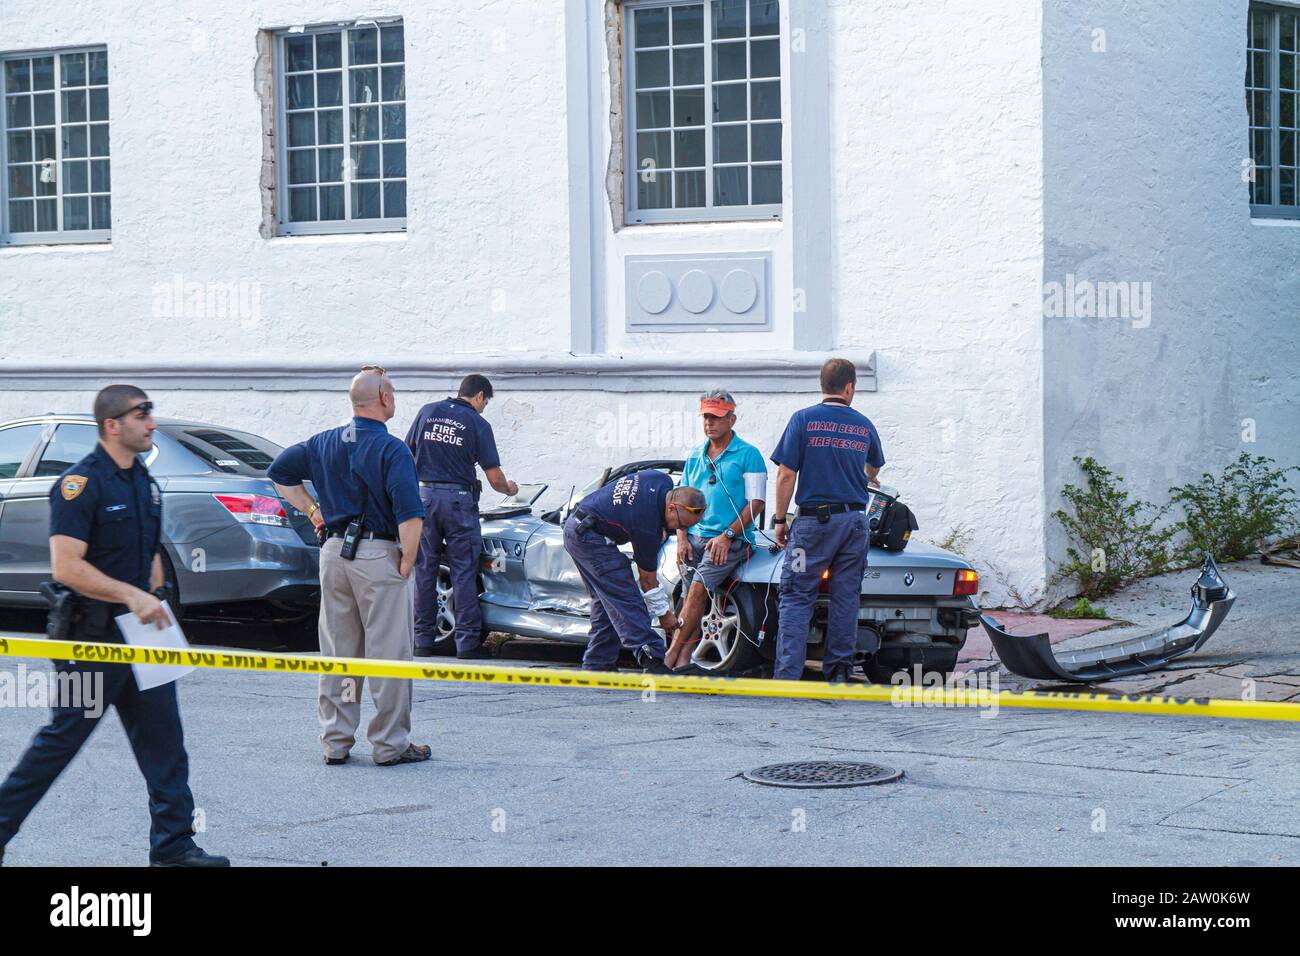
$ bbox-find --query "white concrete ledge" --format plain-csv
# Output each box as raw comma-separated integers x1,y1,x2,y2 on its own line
0,350,877,393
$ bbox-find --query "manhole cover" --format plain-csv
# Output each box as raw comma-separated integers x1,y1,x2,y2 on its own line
742,760,903,789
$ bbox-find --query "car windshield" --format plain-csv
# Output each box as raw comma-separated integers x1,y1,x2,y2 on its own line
155,424,282,476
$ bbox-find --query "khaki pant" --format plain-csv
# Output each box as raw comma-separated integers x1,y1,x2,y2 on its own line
317,536,414,763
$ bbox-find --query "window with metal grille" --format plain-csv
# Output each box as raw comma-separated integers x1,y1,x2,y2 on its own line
1247,5,1300,217
274,20,407,235
623,0,783,224
1,47,111,245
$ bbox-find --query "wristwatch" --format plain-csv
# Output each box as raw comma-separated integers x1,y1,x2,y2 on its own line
724,528,735,539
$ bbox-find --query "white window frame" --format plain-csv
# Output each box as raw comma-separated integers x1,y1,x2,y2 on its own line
622,0,784,225
0,45,112,246
1249,3,1300,219
273,19,408,236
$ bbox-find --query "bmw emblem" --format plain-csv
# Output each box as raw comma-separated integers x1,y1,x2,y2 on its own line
514,543,523,557
903,572,914,587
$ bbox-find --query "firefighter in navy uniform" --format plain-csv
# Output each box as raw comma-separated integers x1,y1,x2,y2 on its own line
405,374,518,659
0,385,228,867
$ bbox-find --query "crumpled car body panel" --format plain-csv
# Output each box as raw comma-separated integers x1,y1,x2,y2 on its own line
980,555,1236,683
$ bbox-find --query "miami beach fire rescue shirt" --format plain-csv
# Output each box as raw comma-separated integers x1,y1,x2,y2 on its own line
770,401,885,508
405,397,501,487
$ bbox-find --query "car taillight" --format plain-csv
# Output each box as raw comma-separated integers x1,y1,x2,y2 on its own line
953,568,978,596
818,568,830,593
214,493,289,527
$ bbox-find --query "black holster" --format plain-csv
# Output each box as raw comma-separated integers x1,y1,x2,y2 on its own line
40,581,83,641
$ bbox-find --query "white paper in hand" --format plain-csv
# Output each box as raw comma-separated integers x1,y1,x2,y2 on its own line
114,601,195,691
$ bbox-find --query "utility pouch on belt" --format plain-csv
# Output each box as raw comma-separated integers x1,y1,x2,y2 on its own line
40,581,82,641
340,517,363,560
472,479,482,503
870,499,919,551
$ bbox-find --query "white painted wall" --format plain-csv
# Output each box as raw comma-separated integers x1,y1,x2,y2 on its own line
0,1,1049,605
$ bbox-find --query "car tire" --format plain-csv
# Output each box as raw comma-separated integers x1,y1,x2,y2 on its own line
160,551,184,623
678,582,773,674
430,561,488,655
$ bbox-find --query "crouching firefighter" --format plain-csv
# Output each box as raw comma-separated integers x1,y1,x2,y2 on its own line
770,359,885,683
562,470,706,674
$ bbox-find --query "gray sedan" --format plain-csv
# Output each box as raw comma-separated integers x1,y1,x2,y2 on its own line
0,414,321,643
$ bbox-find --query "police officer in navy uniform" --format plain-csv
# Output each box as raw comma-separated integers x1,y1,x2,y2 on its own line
0,385,229,867
770,359,886,683
563,469,706,673
405,374,518,659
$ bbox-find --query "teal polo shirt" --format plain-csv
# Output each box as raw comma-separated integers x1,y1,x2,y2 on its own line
681,433,768,543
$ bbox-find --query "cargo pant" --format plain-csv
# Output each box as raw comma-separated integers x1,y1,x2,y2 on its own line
562,514,666,670
318,537,414,763
774,510,869,680
414,486,484,654
0,619,198,863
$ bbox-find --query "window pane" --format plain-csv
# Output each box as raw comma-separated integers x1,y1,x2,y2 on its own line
1284,13,1297,53
673,5,704,44
351,67,378,105
751,80,780,119
35,198,55,230
751,39,780,78
352,181,380,218
1283,130,1296,167
714,165,747,205
6,95,30,128
383,180,405,217
63,195,89,229
8,165,33,198
635,7,670,48
288,75,314,110
382,142,405,177
752,163,781,204
350,106,379,141
88,50,108,85
675,169,705,207
4,60,30,93
1253,91,1269,127
7,130,32,162
637,130,672,168
636,50,670,89
91,158,110,191
1253,169,1271,204
32,93,54,126
713,42,747,82
8,199,34,232
317,71,342,107
89,87,109,121
35,161,55,195
288,149,315,184
1253,129,1271,165
750,0,779,36
1251,11,1269,49
0,424,43,474
318,109,343,144
318,147,343,182
381,66,404,102
288,111,315,146
89,123,109,157
349,28,379,65
31,56,54,91
1283,93,1296,130
33,128,55,160
62,160,88,193
288,186,316,221
751,122,781,161
1282,168,1296,205
34,425,99,476
674,88,705,126
351,143,380,179
637,171,672,208
317,33,342,70
91,194,110,229
61,53,86,87
286,35,313,72
382,104,405,139
381,25,404,63
714,124,746,163
713,0,748,39
674,47,704,86
674,128,704,167
1252,52,1268,87
63,125,87,158
714,83,746,121
319,184,344,220
637,90,672,128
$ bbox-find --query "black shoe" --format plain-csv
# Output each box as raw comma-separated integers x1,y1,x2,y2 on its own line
413,646,437,658
825,664,853,685
456,647,493,660
376,742,432,766
324,752,349,766
636,649,673,675
152,847,231,868
581,663,619,672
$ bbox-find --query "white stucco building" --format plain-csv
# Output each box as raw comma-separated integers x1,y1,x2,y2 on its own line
0,1,1295,606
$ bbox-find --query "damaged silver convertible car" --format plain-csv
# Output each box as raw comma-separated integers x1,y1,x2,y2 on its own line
429,461,983,678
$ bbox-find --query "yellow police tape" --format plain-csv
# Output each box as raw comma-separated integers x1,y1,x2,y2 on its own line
1,633,1297,722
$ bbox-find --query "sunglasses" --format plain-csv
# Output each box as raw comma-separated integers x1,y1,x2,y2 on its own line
675,504,706,513
111,401,154,419
360,364,387,375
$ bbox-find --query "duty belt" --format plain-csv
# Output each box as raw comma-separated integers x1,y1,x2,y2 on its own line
326,530,397,541
419,481,472,491
796,502,867,522
571,508,617,540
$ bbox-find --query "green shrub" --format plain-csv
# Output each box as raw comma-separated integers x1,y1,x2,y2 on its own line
1052,456,1177,598
1168,453,1300,563
1048,597,1109,620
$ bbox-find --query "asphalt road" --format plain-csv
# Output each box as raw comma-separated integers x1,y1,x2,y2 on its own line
0,560,1297,866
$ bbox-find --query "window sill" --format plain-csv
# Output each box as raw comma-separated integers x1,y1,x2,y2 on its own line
0,241,112,255
617,218,784,236
266,231,407,247
1250,217,1300,227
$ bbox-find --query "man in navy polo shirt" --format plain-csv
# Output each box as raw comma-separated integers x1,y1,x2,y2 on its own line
770,358,885,683
405,374,518,660
270,366,431,767
563,469,706,673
